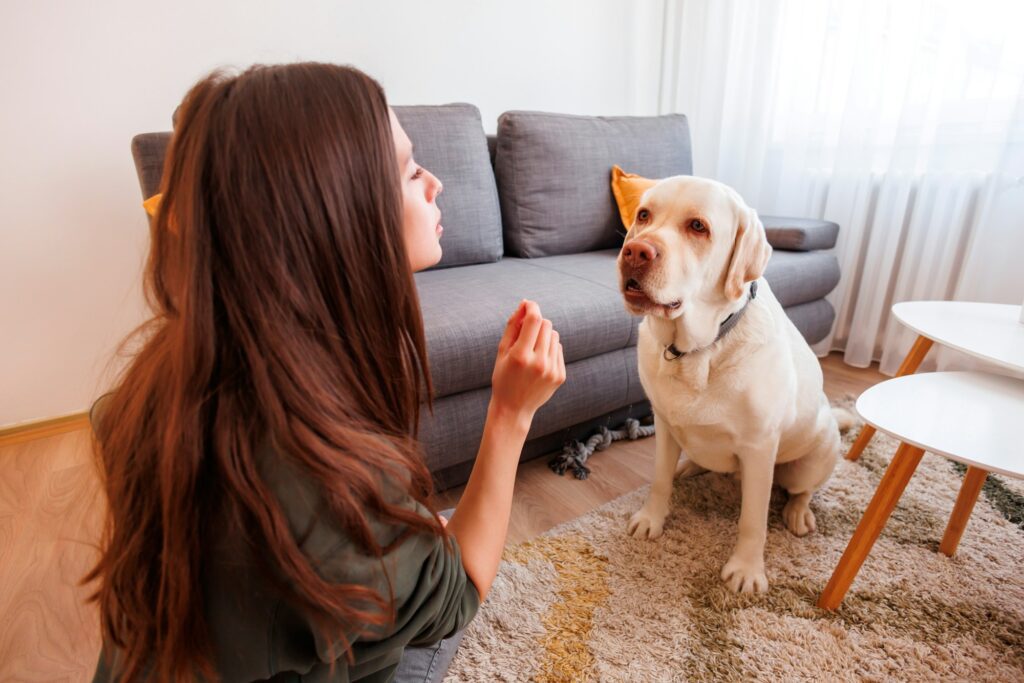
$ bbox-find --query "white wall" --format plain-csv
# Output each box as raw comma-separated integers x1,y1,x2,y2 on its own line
0,0,664,427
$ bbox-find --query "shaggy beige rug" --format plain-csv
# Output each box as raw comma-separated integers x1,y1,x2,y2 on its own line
445,410,1024,682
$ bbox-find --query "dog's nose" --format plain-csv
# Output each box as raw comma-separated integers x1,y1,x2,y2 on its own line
622,239,659,269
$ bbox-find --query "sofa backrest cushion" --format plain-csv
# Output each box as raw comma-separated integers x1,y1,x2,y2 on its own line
129,105,503,271
394,104,503,269
494,111,692,258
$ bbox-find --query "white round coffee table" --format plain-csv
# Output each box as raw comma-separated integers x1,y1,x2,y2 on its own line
844,301,1024,461
819,370,1024,609
819,299,1024,610
823,299,1024,610
893,301,1024,372
855,371,1024,479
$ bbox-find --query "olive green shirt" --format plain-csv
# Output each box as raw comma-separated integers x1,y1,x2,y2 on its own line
92,426,479,682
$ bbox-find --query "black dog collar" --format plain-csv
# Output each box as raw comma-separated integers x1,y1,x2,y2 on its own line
663,280,758,362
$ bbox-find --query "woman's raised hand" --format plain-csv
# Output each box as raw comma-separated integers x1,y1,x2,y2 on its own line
490,300,566,421
450,300,567,599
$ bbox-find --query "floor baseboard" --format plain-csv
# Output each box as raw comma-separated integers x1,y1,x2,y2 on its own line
0,412,90,448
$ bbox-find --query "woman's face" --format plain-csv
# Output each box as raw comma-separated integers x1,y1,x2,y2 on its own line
390,108,444,272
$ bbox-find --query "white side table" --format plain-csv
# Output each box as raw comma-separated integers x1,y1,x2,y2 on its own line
819,300,1024,609
844,301,1024,461
818,371,1024,609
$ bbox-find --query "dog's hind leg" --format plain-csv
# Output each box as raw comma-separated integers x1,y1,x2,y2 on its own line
774,431,839,537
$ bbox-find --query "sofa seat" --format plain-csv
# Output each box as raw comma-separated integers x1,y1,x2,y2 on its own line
415,253,634,400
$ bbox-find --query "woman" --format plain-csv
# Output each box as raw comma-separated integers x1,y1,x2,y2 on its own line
88,62,565,682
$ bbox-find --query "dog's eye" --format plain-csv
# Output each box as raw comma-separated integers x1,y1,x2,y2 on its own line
637,208,650,222
689,219,708,234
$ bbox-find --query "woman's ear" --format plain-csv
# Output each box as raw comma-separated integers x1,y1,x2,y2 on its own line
723,204,772,300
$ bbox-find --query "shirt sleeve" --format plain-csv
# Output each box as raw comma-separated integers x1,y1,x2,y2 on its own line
317,498,480,671
254,442,480,680
346,518,480,681
386,500,481,648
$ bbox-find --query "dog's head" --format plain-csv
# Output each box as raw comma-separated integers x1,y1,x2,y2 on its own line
617,176,771,348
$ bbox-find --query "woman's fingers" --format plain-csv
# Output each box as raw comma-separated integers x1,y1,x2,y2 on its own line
502,300,564,386
513,302,543,354
534,319,553,357
498,300,528,351
557,341,566,381
548,331,563,379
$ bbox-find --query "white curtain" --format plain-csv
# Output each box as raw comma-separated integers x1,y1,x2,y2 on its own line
659,0,1024,375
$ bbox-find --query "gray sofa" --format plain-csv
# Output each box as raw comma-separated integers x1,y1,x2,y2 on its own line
131,104,840,491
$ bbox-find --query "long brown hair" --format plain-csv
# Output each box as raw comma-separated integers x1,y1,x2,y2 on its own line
86,63,443,682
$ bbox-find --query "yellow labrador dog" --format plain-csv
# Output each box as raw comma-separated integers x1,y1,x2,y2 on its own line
619,175,850,594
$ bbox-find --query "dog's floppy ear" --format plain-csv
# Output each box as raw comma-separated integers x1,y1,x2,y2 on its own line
723,202,772,301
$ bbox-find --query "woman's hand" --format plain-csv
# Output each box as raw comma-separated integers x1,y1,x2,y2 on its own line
447,300,566,599
489,300,566,422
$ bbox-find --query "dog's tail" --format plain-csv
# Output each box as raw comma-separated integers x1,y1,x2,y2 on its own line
831,407,856,433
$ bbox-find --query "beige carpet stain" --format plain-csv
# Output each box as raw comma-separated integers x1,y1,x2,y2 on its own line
446,405,1024,682
504,535,611,682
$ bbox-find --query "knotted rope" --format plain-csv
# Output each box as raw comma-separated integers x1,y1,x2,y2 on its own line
548,416,655,480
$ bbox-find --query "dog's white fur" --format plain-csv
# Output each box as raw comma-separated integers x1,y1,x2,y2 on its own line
618,175,849,594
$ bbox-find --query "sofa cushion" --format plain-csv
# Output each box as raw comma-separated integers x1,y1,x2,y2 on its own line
509,249,641,346
761,216,839,251
414,254,635,399
610,165,658,231
494,111,692,258
763,250,841,308
393,104,503,269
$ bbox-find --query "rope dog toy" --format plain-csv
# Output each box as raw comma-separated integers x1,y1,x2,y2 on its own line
548,416,655,480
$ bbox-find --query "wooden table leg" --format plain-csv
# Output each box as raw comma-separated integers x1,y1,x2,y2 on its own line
818,442,925,610
845,336,934,461
844,425,878,463
938,465,988,557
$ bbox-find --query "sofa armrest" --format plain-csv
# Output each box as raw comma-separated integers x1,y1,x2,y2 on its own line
760,216,839,251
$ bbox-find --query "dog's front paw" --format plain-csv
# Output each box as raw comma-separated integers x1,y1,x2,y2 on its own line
720,554,768,594
783,496,817,537
627,504,668,540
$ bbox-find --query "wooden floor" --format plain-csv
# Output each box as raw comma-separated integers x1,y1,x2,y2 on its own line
0,427,104,681
0,352,884,681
